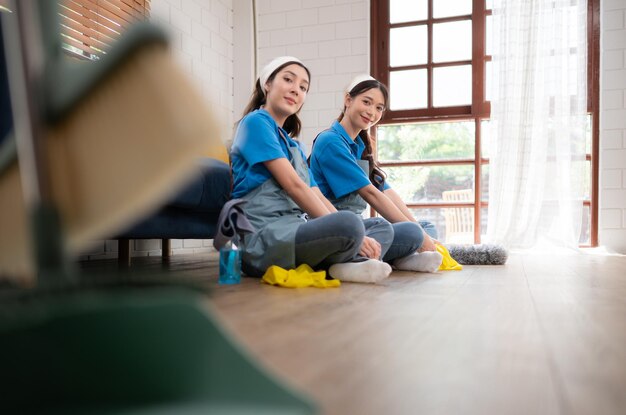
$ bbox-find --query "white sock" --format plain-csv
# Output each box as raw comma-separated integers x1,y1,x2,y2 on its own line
392,251,443,273
329,259,392,284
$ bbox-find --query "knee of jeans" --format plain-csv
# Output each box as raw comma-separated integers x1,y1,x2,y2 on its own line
419,220,438,239
333,211,365,242
367,217,389,228
393,221,424,251
366,217,394,245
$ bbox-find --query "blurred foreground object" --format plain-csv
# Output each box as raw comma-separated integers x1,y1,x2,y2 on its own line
0,1,224,284
0,2,315,413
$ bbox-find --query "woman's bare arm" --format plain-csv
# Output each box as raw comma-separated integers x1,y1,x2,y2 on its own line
264,158,331,218
358,184,411,223
383,188,437,251
311,186,338,213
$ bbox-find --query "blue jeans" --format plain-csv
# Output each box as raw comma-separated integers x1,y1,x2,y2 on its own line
294,212,394,269
362,217,394,259
383,220,438,263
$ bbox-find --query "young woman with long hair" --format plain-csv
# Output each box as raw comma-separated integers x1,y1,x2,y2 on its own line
309,75,442,272
230,58,393,283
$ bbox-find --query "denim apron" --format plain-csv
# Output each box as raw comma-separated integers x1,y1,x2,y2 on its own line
331,159,369,214
240,131,310,276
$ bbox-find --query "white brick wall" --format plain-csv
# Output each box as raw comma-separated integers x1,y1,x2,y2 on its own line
151,0,233,127
600,1,626,253
255,0,370,152
81,0,233,260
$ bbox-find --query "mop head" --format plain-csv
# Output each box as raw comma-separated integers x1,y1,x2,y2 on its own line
446,244,508,265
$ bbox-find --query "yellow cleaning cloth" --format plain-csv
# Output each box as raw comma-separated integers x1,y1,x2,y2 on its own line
262,264,341,288
437,244,463,271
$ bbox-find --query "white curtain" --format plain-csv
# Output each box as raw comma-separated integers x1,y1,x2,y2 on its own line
487,0,588,249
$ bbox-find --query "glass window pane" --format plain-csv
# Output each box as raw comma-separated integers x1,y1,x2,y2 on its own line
433,65,472,107
481,119,492,158
389,69,427,110
485,60,492,101
584,160,591,199
579,205,590,244
545,54,585,97
390,26,427,67
586,114,592,154
568,5,582,50
541,156,587,201
433,0,472,18
383,165,474,203
390,0,428,24
378,121,475,161
481,207,488,243
486,15,492,55
569,54,581,96
481,163,489,202
405,207,474,245
433,20,472,62
443,205,474,244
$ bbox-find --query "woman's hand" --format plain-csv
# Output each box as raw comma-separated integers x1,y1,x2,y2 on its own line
418,234,438,252
359,236,382,259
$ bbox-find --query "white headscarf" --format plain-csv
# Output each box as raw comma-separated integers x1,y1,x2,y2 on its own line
258,56,305,96
346,74,376,94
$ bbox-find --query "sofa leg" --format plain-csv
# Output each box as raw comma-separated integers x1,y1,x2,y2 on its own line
162,239,171,260
119,238,131,266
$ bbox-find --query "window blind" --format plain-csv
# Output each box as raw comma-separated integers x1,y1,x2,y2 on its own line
0,0,12,13
59,0,151,59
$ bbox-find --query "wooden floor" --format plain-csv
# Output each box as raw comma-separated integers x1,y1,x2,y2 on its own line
83,251,626,415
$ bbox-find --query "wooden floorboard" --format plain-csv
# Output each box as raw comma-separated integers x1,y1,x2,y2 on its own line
79,251,626,415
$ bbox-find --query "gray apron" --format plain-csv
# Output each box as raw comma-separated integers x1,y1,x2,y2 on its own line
331,159,369,214
240,131,310,276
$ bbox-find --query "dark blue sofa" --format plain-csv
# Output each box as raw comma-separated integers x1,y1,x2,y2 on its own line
115,158,231,264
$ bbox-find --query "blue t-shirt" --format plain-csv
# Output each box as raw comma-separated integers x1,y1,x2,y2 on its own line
230,109,317,198
310,121,390,200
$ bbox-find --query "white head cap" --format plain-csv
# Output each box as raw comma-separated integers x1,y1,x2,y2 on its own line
346,74,376,94
258,56,305,96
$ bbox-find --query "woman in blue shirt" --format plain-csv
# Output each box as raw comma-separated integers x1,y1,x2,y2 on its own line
310,75,442,272
230,57,393,283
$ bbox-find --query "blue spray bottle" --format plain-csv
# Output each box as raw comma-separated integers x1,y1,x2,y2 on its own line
218,239,242,284
214,199,254,285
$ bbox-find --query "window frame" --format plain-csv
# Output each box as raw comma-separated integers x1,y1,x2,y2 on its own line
370,0,600,246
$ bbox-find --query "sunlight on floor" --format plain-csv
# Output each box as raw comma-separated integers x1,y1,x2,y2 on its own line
508,236,626,257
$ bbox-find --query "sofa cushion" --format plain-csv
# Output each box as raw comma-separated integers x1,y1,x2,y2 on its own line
166,158,230,212
117,208,219,239
116,158,230,239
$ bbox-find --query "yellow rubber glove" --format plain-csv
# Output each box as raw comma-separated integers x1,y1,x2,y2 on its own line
437,244,463,271
262,264,341,288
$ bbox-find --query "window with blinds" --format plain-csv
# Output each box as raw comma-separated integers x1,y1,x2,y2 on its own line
0,0,11,13
59,0,151,60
